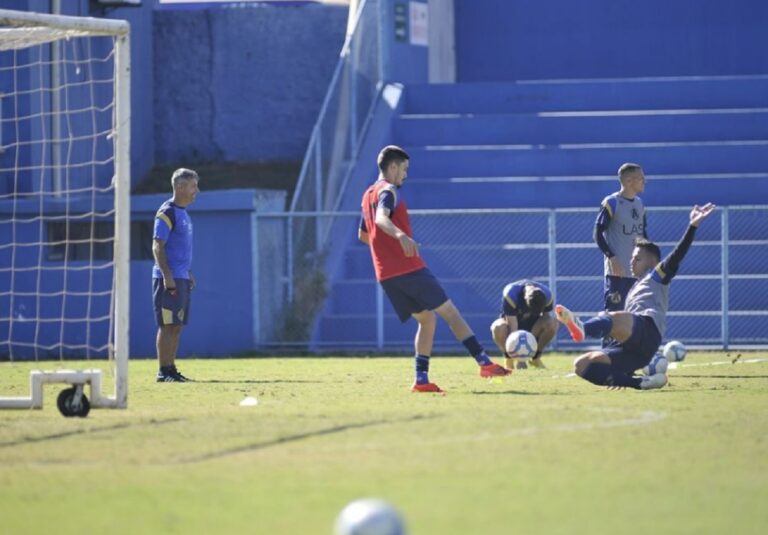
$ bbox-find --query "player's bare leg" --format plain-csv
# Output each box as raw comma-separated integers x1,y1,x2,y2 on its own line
156,325,181,368
434,299,472,340
489,318,518,369
409,310,443,392
412,309,437,356
435,300,510,376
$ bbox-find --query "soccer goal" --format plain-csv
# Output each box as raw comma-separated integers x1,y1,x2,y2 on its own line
0,9,130,416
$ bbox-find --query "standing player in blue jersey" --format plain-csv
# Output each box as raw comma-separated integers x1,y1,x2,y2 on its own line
490,280,557,369
556,203,716,390
595,163,648,315
152,168,199,382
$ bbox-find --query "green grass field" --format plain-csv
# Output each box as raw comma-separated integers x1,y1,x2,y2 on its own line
1,352,767,534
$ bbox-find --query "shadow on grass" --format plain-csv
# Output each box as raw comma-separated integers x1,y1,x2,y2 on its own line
181,414,438,464
470,390,568,396
0,418,182,449
190,379,322,385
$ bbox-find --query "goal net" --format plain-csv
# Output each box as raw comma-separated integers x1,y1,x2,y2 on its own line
0,9,130,411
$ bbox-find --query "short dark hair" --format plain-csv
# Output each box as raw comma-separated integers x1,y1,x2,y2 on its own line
171,167,199,188
377,145,410,173
634,238,661,262
524,285,547,316
618,162,643,182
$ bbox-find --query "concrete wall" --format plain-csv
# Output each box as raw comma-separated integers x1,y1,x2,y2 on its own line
455,0,768,81
131,189,286,358
153,3,348,164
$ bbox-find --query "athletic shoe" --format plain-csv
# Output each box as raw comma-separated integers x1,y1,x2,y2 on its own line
529,357,547,369
640,372,668,390
156,365,190,383
479,363,512,377
411,382,444,393
172,366,192,382
555,304,585,342
504,356,516,370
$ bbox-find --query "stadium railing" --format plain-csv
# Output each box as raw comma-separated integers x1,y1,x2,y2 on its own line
288,0,381,303
255,206,768,351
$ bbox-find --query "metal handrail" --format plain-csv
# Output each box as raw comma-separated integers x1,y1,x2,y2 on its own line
289,0,375,213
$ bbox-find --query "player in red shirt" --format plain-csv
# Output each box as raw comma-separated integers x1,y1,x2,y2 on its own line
359,146,510,392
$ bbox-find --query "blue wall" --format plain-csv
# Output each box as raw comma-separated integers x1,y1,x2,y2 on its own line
153,3,347,163
455,0,768,81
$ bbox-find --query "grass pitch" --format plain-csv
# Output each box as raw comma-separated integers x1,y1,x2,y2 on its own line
1,352,767,534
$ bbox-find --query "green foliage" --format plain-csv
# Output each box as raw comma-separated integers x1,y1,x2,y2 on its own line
275,259,329,343
0,354,766,534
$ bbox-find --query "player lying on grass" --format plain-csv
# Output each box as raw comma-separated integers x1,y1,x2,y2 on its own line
490,279,557,369
359,145,510,393
556,203,716,390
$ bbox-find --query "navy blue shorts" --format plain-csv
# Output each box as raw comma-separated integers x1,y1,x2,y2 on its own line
380,267,449,322
604,314,661,373
153,278,191,326
604,275,636,312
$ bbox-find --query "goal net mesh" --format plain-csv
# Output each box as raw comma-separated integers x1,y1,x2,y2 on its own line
0,14,123,363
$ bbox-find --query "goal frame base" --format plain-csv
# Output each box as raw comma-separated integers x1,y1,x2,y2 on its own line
0,369,124,409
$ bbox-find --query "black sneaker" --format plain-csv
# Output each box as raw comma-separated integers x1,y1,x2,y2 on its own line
172,366,192,382
156,365,190,382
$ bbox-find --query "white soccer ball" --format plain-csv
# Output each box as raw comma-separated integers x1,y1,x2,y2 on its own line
505,329,538,359
334,498,406,535
663,340,687,362
642,352,669,376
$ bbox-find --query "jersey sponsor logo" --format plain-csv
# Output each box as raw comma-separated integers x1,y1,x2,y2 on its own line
622,222,645,235
632,208,640,220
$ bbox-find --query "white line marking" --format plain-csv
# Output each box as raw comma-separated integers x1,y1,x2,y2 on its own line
668,357,768,369
429,409,669,446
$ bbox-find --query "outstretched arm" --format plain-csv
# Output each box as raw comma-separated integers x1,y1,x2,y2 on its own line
657,203,716,283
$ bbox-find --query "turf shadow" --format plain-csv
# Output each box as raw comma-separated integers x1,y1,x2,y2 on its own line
190,379,322,384
470,390,565,396
0,417,182,449
180,414,437,463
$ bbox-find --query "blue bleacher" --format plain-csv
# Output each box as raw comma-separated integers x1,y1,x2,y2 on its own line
314,76,768,349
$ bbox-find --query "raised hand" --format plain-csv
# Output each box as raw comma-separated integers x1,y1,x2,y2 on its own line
689,203,716,227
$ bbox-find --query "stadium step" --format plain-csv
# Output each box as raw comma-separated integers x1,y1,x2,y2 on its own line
395,110,768,146
402,142,768,178
403,76,768,114
402,173,768,208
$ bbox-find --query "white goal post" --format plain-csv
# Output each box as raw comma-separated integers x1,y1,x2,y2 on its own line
0,9,130,413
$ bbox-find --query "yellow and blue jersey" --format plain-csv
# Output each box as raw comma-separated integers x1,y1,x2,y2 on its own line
152,200,193,279
501,279,554,319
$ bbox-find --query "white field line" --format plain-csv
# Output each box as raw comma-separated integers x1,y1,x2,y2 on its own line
549,357,768,378
426,409,669,447
668,357,768,369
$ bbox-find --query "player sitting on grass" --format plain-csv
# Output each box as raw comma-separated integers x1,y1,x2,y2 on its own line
490,280,557,369
556,203,716,390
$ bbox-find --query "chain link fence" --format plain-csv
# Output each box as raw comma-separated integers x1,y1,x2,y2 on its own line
253,206,768,352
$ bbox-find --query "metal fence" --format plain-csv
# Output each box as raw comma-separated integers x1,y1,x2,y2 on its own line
253,206,768,351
